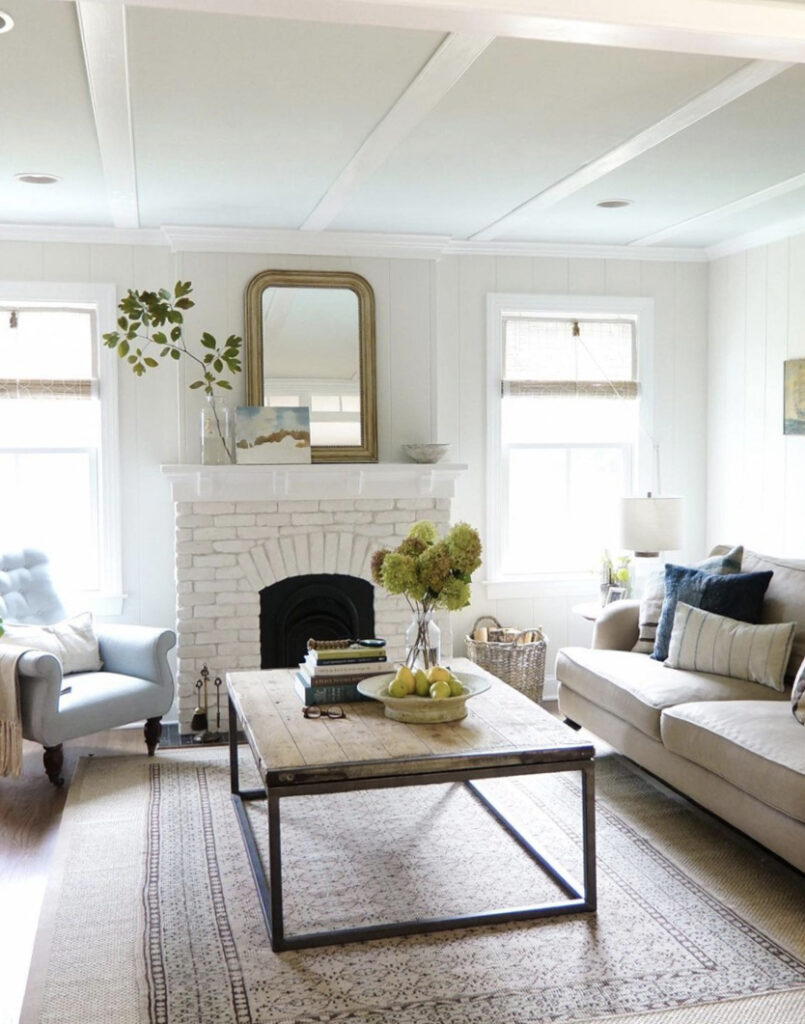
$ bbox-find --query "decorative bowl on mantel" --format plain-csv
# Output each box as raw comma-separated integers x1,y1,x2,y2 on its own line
357,671,489,723
402,442,451,464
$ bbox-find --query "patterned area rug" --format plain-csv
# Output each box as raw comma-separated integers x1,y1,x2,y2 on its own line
21,746,805,1024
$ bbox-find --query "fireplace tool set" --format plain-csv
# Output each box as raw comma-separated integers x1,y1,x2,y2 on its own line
191,664,223,742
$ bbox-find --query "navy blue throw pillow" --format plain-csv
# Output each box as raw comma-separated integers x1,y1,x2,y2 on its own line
652,565,773,662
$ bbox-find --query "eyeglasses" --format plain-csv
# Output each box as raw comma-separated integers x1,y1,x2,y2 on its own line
302,705,346,720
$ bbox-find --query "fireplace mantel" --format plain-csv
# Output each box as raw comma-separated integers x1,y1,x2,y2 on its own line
161,462,467,503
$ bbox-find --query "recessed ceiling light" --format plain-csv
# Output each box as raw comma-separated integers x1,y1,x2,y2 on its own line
0,10,14,33
596,199,632,209
14,173,61,185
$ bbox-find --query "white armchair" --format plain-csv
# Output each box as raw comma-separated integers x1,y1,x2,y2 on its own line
0,550,176,785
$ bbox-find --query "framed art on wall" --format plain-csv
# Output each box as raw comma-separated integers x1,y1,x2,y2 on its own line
235,406,312,464
784,358,805,435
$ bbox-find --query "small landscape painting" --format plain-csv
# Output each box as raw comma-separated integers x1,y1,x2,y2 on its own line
235,406,312,464
783,359,805,435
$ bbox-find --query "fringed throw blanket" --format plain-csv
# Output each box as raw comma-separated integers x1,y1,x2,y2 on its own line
0,644,26,777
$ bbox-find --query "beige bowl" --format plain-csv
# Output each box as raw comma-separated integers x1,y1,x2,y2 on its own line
401,443,451,464
357,671,489,723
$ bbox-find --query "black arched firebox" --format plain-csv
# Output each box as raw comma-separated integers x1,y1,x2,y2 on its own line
259,573,375,668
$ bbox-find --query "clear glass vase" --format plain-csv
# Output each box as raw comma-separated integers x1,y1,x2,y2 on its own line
201,396,234,465
404,609,441,670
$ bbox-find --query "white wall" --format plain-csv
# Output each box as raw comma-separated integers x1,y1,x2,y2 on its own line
708,236,805,556
0,240,710,696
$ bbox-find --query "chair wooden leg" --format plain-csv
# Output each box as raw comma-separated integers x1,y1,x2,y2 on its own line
43,745,64,786
144,716,162,756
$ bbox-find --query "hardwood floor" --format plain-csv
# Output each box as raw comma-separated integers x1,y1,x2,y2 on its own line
0,728,152,1024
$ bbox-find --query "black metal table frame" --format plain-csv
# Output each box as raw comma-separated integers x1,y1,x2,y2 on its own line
229,697,596,952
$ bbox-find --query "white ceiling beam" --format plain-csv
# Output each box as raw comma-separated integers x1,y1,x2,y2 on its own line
76,2,139,229
60,1,805,62
633,171,805,247
471,58,791,242
302,30,492,231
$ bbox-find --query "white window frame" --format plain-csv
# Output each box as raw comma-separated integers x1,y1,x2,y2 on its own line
486,293,655,597
0,281,123,614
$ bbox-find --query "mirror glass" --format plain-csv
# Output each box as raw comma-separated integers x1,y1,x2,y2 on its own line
245,270,377,462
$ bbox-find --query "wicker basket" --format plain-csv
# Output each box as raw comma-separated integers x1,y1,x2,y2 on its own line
464,615,547,703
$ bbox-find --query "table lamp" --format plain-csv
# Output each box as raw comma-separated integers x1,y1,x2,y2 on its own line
620,493,683,598
620,493,683,557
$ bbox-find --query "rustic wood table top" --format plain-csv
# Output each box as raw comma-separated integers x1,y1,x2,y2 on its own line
227,658,594,787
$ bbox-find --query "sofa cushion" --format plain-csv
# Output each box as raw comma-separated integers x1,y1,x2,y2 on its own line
555,647,786,740
740,549,805,680
653,566,772,662
666,603,795,692
661,701,805,823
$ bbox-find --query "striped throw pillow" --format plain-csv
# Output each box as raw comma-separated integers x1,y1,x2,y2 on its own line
792,660,805,725
665,602,795,692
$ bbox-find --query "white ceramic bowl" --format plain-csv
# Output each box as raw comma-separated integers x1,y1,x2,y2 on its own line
357,671,489,723
401,443,451,464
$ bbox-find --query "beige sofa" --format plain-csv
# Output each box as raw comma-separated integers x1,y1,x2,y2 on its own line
556,549,805,874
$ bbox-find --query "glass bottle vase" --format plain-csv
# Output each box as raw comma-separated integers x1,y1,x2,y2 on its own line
201,396,234,465
404,609,441,670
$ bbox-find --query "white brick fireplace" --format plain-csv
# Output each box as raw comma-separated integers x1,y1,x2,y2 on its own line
162,463,466,735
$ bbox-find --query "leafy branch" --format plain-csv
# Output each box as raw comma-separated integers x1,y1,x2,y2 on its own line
102,281,242,398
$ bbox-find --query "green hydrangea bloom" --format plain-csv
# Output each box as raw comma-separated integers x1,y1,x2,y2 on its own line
438,576,471,611
408,520,438,545
370,548,389,586
381,553,426,600
419,542,451,594
445,522,482,575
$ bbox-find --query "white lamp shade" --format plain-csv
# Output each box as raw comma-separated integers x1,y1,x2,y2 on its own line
620,496,683,556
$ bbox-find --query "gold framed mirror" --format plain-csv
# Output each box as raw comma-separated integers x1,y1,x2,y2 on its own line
245,269,378,463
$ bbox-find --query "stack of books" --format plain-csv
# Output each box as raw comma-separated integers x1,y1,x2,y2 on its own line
295,639,390,706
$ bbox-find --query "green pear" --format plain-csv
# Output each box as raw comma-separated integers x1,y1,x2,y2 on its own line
429,680,451,700
414,669,430,696
448,678,465,697
388,676,409,698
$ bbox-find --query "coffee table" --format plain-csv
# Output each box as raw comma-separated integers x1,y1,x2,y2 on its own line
227,659,596,951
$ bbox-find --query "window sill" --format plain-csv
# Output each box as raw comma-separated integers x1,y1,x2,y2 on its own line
483,577,601,601
65,591,127,617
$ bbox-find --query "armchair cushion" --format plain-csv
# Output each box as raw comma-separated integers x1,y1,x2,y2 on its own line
0,612,102,674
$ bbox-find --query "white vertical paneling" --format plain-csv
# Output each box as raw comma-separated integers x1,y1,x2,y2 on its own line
455,255,495,538
494,256,533,293
604,259,642,296
762,241,789,550
567,258,606,294
434,256,461,460
784,236,805,555
743,246,768,544
42,244,92,280
0,243,44,279
673,261,708,560
388,260,431,456
532,257,569,293
707,231,805,559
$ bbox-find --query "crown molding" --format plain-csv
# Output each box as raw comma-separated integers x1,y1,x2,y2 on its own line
444,239,708,262
0,221,709,262
160,225,454,258
0,223,166,246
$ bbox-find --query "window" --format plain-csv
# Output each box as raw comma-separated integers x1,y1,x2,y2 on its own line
487,294,654,586
0,283,121,612
266,378,361,446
